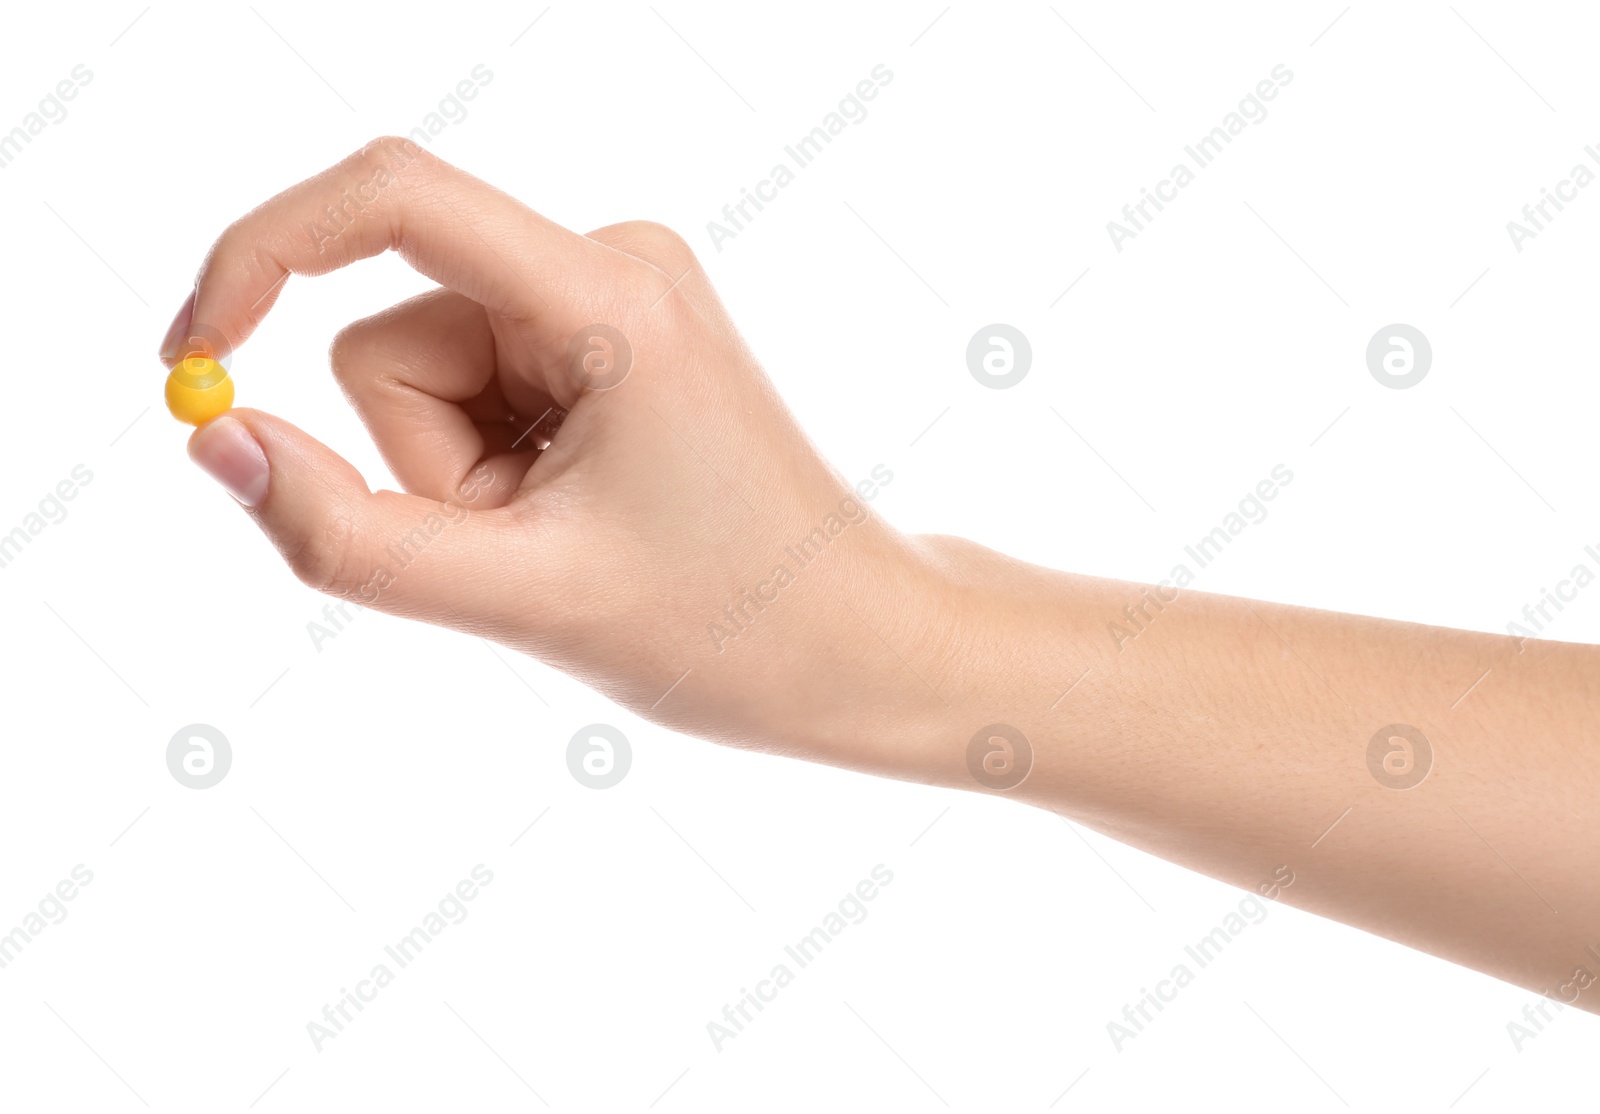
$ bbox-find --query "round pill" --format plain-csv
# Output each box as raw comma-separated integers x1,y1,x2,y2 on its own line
165,356,234,426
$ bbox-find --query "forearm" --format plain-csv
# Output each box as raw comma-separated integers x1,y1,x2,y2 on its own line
821,533,1600,1010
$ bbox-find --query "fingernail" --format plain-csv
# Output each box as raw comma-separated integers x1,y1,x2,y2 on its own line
189,416,270,507
159,288,196,361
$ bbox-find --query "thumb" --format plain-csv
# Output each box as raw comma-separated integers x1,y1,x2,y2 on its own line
187,409,525,632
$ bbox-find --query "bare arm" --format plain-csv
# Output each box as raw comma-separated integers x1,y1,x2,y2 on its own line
843,535,1600,1010
169,139,1600,1013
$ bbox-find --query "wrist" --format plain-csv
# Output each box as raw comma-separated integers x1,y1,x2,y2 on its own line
781,530,1075,794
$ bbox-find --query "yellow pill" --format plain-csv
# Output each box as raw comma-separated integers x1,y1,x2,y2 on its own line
165,356,234,426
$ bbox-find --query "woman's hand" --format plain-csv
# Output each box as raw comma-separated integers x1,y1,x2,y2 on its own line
166,137,943,771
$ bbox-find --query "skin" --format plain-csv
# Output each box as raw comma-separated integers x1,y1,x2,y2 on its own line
165,137,1600,1015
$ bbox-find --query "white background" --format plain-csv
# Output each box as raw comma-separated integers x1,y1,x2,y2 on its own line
1,1,1597,1110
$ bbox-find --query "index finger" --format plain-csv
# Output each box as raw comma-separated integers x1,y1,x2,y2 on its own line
166,137,611,365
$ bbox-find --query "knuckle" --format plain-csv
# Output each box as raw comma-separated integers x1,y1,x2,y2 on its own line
327,316,384,382
211,216,247,261
631,220,698,270
205,218,263,291
333,136,432,221
356,134,429,175
593,219,699,279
